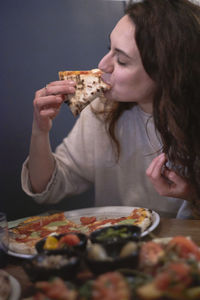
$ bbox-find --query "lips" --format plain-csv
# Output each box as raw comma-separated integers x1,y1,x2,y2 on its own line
101,73,111,87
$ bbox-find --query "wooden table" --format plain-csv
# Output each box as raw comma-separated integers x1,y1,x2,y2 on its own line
3,218,200,298
152,218,200,245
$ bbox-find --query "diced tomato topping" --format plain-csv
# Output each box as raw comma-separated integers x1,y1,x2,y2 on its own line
139,241,164,268
110,217,127,224
17,213,67,234
80,216,97,225
155,262,192,292
154,272,171,290
18,222,42,234
58,234,80,247
168,236,200,260
92,272,130,300
39,229,52,238
36,278,77,300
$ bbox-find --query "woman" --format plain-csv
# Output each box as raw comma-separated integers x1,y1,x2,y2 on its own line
22,0,200,218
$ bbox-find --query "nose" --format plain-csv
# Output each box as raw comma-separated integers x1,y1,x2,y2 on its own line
98,52,113,73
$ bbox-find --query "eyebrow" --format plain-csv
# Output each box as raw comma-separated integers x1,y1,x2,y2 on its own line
115,48,131,59
108,35,132,59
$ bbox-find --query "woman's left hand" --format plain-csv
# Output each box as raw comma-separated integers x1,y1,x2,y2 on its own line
146,153,192,200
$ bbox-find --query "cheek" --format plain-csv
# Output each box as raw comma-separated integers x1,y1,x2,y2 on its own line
110,68,155,102
112,71,135,95
112,70,132,89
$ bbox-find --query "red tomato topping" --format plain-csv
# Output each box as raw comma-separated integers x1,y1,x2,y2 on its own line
92,272,130,300
155,262,192,292
168,236,200,260
39,229,52,238
80,216,96,225
36,278,77,299
154,272,171,290
139,241,164,268
58,234,80,247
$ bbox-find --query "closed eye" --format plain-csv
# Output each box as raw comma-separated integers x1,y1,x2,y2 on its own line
117,59,127,66
107,38,128,66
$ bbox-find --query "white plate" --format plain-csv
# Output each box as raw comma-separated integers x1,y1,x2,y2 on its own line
64,206,160,237
9,275,21,300
7,206,160,259
7,249,35,259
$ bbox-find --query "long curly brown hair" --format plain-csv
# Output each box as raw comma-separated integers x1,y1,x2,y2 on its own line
100,0,200,198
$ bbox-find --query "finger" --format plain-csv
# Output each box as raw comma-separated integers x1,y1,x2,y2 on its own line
146,153,166,177
163,169,187,187
149,174,171,196
34,95,63,111
146,156,159,176
40,107,60,119
152,168,190,198
45,84,75,96
47,80,76,86
35,87,47,98
35,81,76,98
150,154,167,179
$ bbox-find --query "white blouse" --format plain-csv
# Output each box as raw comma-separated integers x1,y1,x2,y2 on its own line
21,98,193,219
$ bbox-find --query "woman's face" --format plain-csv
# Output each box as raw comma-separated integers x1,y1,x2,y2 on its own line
98,15,156,113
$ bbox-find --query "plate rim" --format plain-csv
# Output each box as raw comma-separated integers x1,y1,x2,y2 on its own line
7,249,34,259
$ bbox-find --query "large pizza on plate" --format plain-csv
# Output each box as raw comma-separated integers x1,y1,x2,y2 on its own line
8,207,156,256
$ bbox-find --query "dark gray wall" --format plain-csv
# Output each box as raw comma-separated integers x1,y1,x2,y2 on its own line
0,0,124,221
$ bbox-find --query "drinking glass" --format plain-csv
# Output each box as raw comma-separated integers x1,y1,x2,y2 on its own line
0,212,8,267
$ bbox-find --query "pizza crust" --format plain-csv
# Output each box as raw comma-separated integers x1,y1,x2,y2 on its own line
9,239,37,255
134,209,153,232
59,68,110,116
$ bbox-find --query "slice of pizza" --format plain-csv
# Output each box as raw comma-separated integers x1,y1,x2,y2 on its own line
10,213,78,235
58,68,110,116
8,212,82,255
80,208,153,234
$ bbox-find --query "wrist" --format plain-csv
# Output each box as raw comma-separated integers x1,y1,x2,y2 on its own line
31,121,50,138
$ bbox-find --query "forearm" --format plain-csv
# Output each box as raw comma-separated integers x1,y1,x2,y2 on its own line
26,79,76,194
28,131,55,193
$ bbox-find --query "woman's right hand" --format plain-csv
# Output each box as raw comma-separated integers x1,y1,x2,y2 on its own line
32,80,76,134
146,153,193,201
